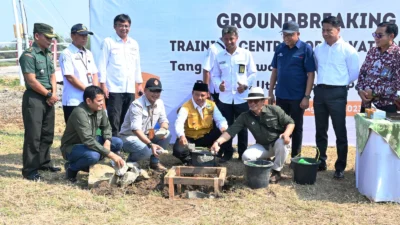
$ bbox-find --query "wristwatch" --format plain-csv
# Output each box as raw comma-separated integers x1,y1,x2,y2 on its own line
46,91,52,98
147,142,153,148
304,95,311,99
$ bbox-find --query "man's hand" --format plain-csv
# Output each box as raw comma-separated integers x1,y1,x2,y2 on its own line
220,127,227,133
268,92,275,105
237,82,247,94
151,143,162,158
219,81,226,92
358,90,372,104
46,94,59,106
103,139,111,151
300,98,310,109
179,136,188,146
280,133,291,145
101,83,109,99
210,142,220,154
108,152,125,168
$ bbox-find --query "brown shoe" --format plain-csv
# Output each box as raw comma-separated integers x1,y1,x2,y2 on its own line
150,162,167,172
269,170,282,184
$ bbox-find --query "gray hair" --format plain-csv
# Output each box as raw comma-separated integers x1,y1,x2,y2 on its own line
221,25,238,37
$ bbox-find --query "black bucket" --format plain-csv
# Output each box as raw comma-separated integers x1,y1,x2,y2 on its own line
244,160,274,189
291,149,321,185
190,150,216,167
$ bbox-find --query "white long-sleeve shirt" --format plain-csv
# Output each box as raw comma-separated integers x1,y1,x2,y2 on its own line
175,98,228,138
213,47,257,104
97,34,143,93
202,39,225,94
314,37,359,85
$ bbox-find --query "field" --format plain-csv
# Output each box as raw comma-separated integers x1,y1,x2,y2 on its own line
0,77,399,225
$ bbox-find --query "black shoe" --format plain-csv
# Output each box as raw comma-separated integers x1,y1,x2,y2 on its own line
219,156,232,163
39,166,61,172
318,163,327,171
65,166,78,183
24,173,43,182
333,170,344,179
238,155,242,161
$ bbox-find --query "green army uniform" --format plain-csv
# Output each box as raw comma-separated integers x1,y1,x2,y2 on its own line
19,23,58,178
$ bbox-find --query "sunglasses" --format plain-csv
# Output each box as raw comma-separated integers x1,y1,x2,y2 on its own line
149,89,162,93
372,32,387,39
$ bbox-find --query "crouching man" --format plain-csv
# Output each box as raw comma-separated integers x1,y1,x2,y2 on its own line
119,78,171,172
61,86,125,182
211,87,295,183
173,81,229,165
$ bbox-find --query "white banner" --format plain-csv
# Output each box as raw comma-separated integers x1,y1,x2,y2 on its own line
89,0,399,146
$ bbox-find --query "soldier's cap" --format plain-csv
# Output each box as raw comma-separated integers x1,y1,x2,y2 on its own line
281,21,299,33
33,23,58,38
145,78,163,91
71,23,94,35
193,80,208,92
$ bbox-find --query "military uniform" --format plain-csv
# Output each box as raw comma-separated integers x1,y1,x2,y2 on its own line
19,23,59,179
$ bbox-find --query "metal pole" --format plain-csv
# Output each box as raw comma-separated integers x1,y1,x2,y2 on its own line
12,0,24,86
19,0,29,49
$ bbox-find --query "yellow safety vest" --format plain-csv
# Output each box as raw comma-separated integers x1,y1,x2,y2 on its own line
182,99,215,139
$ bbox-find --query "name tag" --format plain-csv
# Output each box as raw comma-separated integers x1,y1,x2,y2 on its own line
239,64,245,74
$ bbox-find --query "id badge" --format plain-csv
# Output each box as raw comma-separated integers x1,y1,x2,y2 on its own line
148,128,155,140
87,73,93,84
238,64,245,74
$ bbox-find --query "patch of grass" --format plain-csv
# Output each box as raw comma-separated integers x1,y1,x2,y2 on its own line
0,78,20,87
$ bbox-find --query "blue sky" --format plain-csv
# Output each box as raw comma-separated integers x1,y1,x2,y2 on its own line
0,0,89,42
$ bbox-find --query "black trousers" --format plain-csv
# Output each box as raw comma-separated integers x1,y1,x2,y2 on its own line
22,89,55,177
211,92,220,105
106,93,135,136
172,126,229,162
276,98,304,158
218,101,249,158
360,104,397,113
314,85,348,172
62,105,76,124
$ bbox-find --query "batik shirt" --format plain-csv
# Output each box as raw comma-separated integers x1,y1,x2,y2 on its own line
355,43,400,107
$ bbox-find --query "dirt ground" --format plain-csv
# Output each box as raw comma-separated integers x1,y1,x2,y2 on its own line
1,77,399,225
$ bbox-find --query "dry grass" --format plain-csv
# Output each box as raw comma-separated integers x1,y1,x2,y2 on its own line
0,78,399,225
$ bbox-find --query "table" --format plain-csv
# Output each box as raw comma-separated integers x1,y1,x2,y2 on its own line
355,114,400,203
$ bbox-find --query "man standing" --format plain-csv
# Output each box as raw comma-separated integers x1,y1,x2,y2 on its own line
314,16,359,179
119,78,171,172
61,86,125,183
97,14,143,136
19,23,61,181
356,22,400,113
213,25,257,162
173,80,228,165
203,36,226,104
269,21,316,158
211,87,295,183
60,23,99,123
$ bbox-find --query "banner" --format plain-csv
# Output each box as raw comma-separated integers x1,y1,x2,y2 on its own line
89,0,399,146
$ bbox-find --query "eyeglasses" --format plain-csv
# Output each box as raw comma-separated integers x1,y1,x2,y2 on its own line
372,32,387,39
149,89,162,93
247,99,261,103
281,33,294,38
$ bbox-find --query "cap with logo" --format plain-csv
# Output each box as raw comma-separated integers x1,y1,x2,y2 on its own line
193,80,208,92
33,23,58,38
281,21,299,33
71,23,94,35
145,78,163,91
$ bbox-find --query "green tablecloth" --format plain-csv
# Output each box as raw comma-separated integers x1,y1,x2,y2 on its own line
355,113,400,158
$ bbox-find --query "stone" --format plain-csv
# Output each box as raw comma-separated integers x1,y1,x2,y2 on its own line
88,164,115,188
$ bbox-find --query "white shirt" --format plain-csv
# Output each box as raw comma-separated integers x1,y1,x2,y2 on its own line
97,34,143,93
60,44,98,106
202,39,225,94
213,47,257,104
314,37,359,85
175,98,228,138
119,95,169,137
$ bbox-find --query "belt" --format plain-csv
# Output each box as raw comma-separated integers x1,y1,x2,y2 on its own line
317,84,346,88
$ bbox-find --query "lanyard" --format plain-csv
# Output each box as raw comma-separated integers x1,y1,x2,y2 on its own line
78,51,88,72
